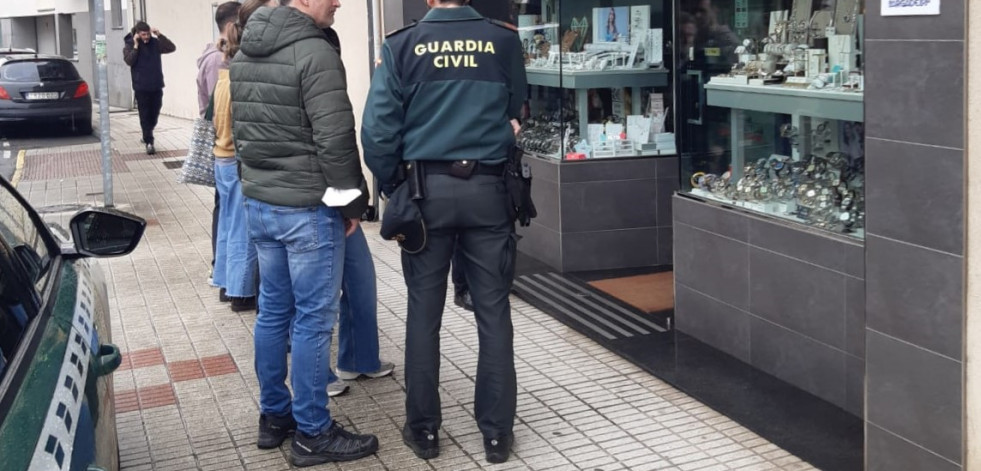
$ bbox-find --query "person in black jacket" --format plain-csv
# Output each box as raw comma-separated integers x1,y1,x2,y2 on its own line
123,21,176,155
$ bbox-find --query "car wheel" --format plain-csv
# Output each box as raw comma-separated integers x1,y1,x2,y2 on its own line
74,118,93,136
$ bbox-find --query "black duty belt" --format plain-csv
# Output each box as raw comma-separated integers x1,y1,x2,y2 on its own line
419,160,506,177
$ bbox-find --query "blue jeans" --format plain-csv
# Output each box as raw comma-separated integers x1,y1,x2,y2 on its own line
213,160,257,297
336,225,381,374
245,198,345,436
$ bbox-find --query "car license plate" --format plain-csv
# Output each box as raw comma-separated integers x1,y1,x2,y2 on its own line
25,92,59,100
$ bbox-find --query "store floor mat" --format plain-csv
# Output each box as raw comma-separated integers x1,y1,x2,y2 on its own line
513,272,669,340
587,271,675,313
512,272,863,471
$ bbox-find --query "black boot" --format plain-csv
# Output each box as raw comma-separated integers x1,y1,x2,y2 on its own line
454,291,474,312
402,425,439,459
230,296,256,312
484,434,512,464
257,412,296,449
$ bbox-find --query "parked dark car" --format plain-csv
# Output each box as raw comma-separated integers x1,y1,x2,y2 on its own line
0,174,145,471
0,52,92,135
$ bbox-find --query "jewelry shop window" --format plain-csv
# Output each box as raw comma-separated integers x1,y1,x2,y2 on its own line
678,0,865,239
510,0,675,161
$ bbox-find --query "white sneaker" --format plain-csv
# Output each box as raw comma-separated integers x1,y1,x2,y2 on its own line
337,361,395,381
327,380,349,397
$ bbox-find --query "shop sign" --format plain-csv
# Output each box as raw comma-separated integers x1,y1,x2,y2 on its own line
881,0,940,16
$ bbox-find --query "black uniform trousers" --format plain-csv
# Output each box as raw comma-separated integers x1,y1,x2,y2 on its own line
451,240,468,296
134,89,163,145
403,172,517,439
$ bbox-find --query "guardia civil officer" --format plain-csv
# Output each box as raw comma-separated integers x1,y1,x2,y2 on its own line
361,0,526,464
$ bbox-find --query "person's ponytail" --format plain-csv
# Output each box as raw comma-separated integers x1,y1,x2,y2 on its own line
222,21,244,61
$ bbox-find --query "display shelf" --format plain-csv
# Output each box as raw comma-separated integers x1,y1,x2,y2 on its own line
526,149,676,161
705,82,863,123
526,67,669,89
689,188,864,240
525,67,671,148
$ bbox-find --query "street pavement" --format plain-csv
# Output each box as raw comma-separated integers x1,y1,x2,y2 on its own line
12,111,816,471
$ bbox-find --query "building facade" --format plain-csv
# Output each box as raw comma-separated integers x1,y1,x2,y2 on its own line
0,0,133,109
505,0,978,469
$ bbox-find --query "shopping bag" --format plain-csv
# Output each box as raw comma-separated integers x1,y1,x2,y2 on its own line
177,95,216,187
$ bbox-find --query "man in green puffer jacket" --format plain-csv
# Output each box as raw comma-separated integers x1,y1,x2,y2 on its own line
228,1,377,467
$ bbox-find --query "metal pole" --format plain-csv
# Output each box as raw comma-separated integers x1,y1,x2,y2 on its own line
92,0,113,207
368,0,382,220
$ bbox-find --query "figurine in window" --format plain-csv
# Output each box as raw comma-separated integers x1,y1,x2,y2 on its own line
561,30,579,53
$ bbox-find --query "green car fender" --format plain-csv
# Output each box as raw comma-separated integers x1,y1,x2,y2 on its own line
0,260,121,471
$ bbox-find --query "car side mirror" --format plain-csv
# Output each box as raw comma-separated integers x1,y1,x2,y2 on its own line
68,209,146,258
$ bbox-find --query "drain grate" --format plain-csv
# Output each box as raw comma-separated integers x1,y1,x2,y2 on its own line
162,160,184,169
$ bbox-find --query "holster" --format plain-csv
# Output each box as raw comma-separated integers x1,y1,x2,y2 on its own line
406,161,427,201
505,145,537,227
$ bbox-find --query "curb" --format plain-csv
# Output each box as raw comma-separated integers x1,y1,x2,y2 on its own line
10,150,25,188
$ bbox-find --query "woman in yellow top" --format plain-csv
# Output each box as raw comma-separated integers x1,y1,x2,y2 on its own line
210,3,259,311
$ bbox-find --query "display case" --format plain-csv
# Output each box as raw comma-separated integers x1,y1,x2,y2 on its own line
510,0,676,160
677,0,865,239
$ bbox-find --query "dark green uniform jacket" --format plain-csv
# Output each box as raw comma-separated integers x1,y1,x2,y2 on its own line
230,6,367,218
361,6,527,185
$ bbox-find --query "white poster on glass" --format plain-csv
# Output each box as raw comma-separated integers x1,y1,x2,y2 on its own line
881,0,939,16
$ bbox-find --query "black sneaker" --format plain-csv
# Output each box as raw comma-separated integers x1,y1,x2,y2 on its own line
484,434,512,464
402,425,439,460
291,421,379,467
454,292,474,312
257,412,296,449
146,143,155,155
219,288,229,303
230,296,256,312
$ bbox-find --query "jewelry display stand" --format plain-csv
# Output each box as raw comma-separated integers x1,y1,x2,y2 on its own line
685,0,865,238
516,0,674,161
510,0,676,272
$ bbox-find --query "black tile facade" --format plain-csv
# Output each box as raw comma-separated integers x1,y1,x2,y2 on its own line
657,226,673,266
656,177,679,226
866,235,963,360
866,138,964,255
845,354,864,418
560,179,658,232
863,3,967,469
674,222,750,310
749,317,847,407
517,157,674,272
515,222,561,271
529,177,560,232
865,41,964,149
845,277,866,358
866,332,963,464
673,195,865,413
867,424,961,471
865,0,965,40
559,157,656,183
674,195,750,242
562,227,660,272
749,218,862,275
675,284,751,363
749,248,846,349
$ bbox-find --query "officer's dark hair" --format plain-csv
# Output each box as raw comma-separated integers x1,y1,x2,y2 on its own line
215,1,241,31
133,21,150,33
435,0,470,5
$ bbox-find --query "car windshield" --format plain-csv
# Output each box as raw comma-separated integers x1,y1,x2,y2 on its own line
0,60,79,82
